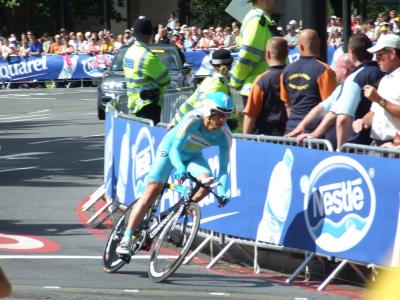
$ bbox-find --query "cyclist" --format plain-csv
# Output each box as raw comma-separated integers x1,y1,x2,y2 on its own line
167,49,233,130
116,91,234,255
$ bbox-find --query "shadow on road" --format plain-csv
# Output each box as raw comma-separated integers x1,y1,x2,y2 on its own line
113,269,277,289
0,118,104,187
0,219,90,237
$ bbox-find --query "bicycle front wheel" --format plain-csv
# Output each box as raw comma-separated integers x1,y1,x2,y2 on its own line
102,205,132,273
148,202,201,282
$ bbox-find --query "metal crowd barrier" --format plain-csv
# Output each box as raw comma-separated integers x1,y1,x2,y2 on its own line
103,92,400,291
235,133,334,152
162,87,195,123
340,142,400,158
113,87,243,125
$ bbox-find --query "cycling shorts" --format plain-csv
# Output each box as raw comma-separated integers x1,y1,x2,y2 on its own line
146,150,212,184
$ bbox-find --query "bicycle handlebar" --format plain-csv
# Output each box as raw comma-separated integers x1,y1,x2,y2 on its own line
186,173,228,208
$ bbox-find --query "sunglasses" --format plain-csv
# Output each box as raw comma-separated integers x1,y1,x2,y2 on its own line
210,111,229,120
375,48,391,59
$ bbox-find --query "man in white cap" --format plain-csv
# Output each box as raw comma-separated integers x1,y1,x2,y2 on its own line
353,34,400,146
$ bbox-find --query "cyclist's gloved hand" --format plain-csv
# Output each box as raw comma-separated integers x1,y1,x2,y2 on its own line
174,167,188,181
217,186,230,207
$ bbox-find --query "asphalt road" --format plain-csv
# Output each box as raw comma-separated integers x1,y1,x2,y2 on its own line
0,87,361,300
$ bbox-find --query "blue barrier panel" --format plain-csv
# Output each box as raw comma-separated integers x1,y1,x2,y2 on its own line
105,111,400,267
0,54,113,81
1,46,337,82
189,45,336,76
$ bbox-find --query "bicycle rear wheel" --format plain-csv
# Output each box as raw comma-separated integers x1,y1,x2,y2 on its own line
148,202,201,282
102,205,132,273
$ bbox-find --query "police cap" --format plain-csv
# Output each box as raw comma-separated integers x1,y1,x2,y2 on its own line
133,16,153,37
211,49,233,66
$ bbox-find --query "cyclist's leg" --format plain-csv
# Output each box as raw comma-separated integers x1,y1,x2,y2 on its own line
124,182,164,235
117,151,173,254
187,155,213,202
126,152,174,234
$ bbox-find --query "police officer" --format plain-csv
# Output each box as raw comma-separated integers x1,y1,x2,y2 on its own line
124,16,171,124
168,49,233,129
230,0,279,106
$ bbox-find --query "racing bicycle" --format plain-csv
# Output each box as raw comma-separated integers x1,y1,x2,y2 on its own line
102,173,227,282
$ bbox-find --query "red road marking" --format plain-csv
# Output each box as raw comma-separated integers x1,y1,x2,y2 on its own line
204,266,362,300
75,195,110,240
76,193,363,299
0,237,19,244
0,231,60,253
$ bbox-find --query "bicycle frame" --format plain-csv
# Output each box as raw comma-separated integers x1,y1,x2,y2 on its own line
148,181,195,240
135,175,222,251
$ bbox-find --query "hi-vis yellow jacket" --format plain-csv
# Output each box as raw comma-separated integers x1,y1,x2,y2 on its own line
170,73,230,126
230,7,277,96
123,41,170,113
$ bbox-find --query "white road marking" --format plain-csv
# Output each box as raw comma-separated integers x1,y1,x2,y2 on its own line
86,134,104,138
124,290,140,293
43,286,60,289
0,114,51,121
80,99,96,101
209,292,230,296
29,137,76,145
79,158,103,162
0,116,50,123
0,152,51,160
12,94,31,97
28,134,104,145
0,166,39,173
0,233,44,250
28,109,50,114
19,97,57,100
0,255,102,259
80,112,98,115
0,255,179,260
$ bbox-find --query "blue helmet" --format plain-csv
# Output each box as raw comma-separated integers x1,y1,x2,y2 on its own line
201,92,234,117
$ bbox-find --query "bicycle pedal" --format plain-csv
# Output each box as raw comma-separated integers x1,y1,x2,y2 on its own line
117,253,131,263
140,239,153,251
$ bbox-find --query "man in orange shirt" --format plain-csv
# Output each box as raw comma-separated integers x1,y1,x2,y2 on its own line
243,37,288,135
280,29,336,133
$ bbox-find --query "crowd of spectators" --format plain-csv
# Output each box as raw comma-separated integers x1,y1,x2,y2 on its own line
242,17,400,151
1,9,400,151
0,28,136,60
1,9,399,60
152,12,241,51
325,10,400,48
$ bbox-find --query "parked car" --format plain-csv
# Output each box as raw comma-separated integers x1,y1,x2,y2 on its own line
97,44,193,120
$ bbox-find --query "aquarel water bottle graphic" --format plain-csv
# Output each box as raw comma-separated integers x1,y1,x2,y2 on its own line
256,149,294,244
58,55,79,79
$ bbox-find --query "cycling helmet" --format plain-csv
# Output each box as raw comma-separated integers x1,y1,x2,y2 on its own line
201,92,234,117
210,49,233,66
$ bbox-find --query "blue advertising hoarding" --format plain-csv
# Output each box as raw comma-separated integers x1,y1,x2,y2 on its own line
104,112,400,268
1,46,338,82
0,54,113,81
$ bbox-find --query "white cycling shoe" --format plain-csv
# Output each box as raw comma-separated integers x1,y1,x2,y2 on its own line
116,237,132,256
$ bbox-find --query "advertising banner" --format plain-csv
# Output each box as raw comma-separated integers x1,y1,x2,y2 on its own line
189,46,336,77
106,112,400,267
0,54,113,81
1,47,338,82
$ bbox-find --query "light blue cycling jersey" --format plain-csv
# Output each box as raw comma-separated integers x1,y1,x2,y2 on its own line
147,109,232,196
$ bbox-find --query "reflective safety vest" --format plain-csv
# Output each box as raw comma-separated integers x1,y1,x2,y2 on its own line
123,41,171,113
230,7,277,96
170,73,230,126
